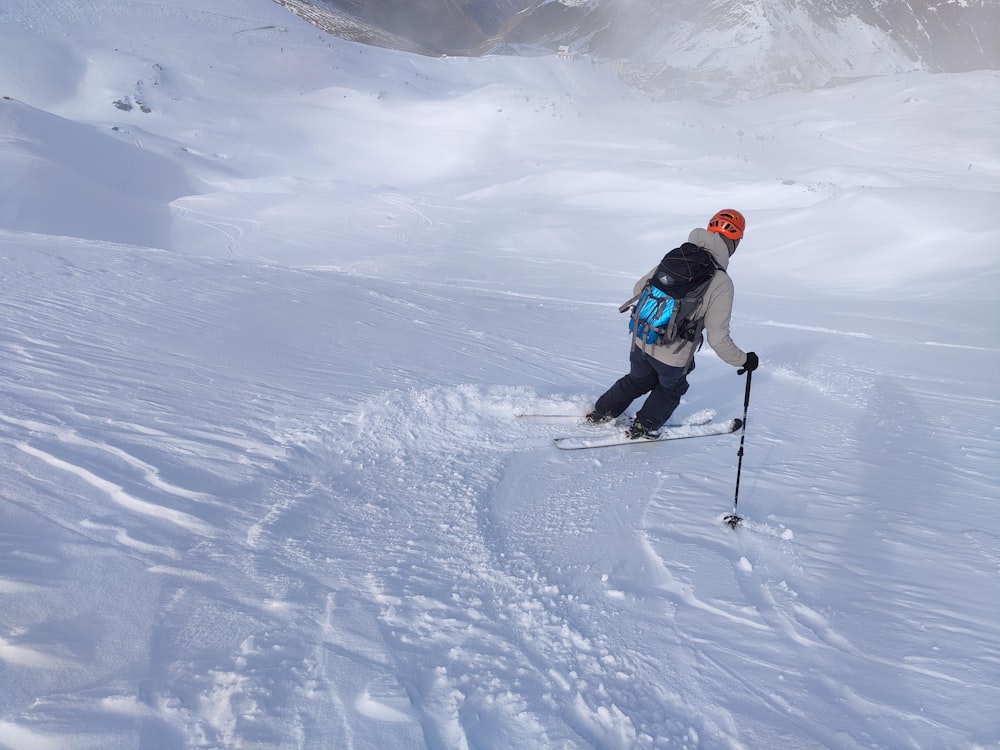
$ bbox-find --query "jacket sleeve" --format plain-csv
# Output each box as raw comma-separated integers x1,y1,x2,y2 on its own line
702,274,747,367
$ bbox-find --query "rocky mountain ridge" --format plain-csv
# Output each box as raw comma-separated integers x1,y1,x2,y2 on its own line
274,0,999,98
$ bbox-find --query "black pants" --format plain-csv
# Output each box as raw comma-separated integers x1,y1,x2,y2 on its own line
594,346,692,430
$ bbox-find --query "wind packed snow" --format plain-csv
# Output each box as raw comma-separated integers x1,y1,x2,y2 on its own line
1,1,998,748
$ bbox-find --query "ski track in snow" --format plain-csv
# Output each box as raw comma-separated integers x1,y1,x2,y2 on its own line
1,236,998,748
254,372,998,750
1,1,999,747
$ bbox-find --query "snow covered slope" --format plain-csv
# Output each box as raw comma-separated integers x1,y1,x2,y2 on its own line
1,1,998,748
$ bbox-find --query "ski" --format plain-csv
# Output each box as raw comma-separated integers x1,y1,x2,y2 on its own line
517,413,629,427
519,410,715,427
516,413,587,422
553,418,742,450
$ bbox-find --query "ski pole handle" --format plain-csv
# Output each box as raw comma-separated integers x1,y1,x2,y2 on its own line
737,351,759,375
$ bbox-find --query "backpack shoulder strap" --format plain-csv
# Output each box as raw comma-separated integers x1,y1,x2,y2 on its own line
618,291,641,314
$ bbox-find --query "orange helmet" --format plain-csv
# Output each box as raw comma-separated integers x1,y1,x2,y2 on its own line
707,209,746,240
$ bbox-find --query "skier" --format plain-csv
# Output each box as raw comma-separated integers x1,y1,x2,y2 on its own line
587,209,759,439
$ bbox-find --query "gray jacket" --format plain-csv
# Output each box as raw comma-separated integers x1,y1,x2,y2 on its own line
631,228,747,369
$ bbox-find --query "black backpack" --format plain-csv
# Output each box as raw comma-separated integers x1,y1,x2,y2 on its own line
621,243,719,346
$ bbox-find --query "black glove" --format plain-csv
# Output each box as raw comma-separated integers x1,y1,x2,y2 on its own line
738,351,759,375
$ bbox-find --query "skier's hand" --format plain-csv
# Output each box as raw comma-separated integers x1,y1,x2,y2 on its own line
738,351,759,375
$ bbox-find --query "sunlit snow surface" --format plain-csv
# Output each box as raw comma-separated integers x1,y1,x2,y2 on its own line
0,1,998,748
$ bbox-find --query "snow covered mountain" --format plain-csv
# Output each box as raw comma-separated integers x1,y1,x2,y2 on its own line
510,0,1000,97
1,0,999,748
296,0,999,97
275,0,540,55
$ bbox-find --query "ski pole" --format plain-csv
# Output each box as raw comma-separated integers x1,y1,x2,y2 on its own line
724,369,753,529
